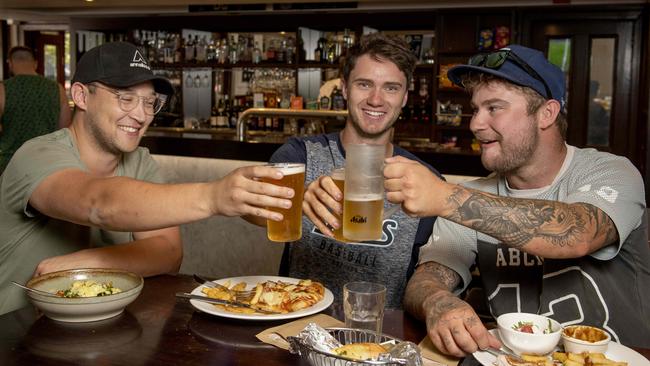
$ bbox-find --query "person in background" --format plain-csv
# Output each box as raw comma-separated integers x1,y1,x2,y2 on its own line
384,44,649,356
0,42,295,315
0,46,72,173
250,33,441,308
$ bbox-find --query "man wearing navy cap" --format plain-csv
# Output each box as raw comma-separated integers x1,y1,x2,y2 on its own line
384,45,649,355
0,42,295,315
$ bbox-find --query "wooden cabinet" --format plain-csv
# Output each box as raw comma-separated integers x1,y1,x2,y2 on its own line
432,10,514,153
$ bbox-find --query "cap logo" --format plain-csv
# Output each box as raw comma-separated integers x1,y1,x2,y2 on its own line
130,50,151,71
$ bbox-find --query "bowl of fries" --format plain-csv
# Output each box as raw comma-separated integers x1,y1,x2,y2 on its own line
496,312,562,356
561,325,610,354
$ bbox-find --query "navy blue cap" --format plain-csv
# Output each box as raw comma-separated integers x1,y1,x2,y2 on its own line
447,45,566,108
72,42,174,96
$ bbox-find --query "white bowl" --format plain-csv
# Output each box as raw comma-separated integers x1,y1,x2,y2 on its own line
25,268,143,323
496,312,562,355
561,325,610,354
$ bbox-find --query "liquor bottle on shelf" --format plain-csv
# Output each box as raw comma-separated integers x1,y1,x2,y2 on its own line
276,37,286,63
228,35,239,64
331,86,346,111
341,28,353,58
229,98,239,128
285,36,295,64
195,35,207,63
252,39,262,64
326,35,336,64
319,94,330,110
206,37,217,63
223,94,232,126
266,39,277,62
315,37,326,63
174,34,184,63
215,97,228,128
218,38,228,64
185,35,195,63
210,97,219,128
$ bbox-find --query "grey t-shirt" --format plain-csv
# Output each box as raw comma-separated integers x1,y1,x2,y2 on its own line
0,128,163,315
418,145,649,347
271,132,440,308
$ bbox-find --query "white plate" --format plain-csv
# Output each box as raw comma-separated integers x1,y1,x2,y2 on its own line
473,329,650,366
188,275,334,321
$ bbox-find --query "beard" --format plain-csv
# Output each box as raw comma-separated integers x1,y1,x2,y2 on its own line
86,114,129,156
481,119,538,174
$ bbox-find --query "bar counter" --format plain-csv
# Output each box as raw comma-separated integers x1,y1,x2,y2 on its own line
142,129,490,177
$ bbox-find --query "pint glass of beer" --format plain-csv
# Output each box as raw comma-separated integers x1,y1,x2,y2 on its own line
330,167,347,242
343,144,386,241
262,163,305,242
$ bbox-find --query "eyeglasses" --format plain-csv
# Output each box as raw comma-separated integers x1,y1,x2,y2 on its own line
90,83,167,115
468,49,553,100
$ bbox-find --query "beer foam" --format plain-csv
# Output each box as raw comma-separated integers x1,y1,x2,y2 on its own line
271,163,305,175
345,193,383,201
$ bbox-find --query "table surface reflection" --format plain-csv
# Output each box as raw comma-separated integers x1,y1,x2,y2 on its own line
0,274,428,366
1,274,648,366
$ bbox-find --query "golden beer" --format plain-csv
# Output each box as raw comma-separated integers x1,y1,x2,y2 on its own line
331,168,347,242
262,163,305,242
343,194,384,241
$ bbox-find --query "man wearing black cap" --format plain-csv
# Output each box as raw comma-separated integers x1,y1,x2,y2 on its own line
384,44,649,355
0,42,295,315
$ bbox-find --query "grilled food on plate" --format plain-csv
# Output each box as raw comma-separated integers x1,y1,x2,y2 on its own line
201,279,324,314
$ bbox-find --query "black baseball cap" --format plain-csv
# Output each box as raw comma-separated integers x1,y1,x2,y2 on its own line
72,41,174,96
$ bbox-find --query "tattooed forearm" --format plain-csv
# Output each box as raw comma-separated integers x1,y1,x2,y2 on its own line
404,262,460,320
583,203,619,246
444,187,612,251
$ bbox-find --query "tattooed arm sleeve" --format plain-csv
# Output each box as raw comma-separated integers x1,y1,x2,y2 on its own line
404,261,462,321
442,186,619,258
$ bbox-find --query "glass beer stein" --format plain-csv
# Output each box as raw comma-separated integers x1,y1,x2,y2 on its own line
343,144,386,241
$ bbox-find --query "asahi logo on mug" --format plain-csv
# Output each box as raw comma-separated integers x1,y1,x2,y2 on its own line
350,215,367,224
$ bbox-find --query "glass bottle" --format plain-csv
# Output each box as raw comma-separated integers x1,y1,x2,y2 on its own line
252,40,262,64
195,35,207,63
228,35,239,64
216,96,227,127
218,39,228,64
185,35,195,63
174,33,184,63
314,38,324,63
331,86,346,111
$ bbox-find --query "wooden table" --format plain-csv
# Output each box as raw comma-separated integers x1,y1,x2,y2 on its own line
0,274,427,366
1,274,648,366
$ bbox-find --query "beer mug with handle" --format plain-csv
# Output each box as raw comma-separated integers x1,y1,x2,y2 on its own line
343,144,386,241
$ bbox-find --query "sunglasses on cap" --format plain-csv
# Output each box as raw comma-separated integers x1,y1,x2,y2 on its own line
468,49,553,100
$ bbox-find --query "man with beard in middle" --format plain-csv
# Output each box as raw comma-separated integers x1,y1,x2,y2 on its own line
249,33,442,308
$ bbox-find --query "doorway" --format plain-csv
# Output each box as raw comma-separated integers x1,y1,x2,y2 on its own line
24,30,66,86
522,9,644,178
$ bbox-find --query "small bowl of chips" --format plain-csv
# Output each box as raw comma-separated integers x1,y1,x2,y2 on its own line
561,325,610,354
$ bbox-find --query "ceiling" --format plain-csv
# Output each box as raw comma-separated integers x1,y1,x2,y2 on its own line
0,0,644,21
